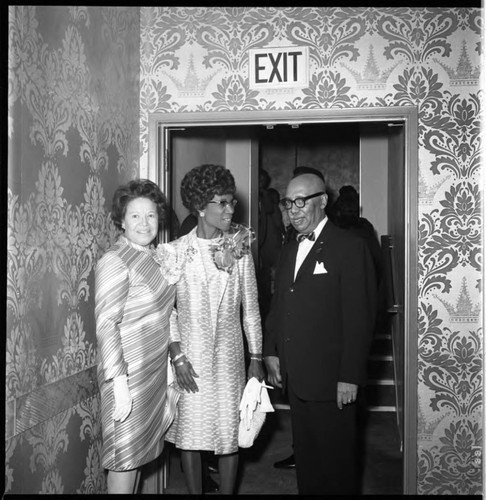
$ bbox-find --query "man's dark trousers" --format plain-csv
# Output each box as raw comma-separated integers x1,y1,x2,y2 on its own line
288,379,359,495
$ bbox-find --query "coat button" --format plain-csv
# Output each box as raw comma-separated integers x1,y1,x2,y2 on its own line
290,287,294,292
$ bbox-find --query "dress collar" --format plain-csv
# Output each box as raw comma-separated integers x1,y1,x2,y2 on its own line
120,234,155,254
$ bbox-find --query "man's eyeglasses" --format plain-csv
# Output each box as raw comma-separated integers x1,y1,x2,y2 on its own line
279,192,325,210
207,199,238,209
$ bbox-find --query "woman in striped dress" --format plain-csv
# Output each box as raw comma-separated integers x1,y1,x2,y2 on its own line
95,179,177,494
164,164,265,494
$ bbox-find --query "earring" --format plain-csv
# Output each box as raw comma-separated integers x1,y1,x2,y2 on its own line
199,212,205,217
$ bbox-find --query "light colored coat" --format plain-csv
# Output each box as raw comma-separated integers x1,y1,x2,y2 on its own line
165,228,262,454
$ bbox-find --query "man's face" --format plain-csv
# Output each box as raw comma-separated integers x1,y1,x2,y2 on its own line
285,174,327,234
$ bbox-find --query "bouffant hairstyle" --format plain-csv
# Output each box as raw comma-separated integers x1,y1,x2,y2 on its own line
111,179,168,230
180,164,236,214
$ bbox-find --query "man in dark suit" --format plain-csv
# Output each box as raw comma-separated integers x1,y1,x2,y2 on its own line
263,172,377,495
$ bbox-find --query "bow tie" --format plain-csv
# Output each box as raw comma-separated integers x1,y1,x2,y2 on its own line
297,231,315,243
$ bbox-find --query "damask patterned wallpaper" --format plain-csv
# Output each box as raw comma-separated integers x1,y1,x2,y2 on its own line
138,6,482,495
7,6,140,494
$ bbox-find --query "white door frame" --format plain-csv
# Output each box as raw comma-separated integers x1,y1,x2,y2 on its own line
148,107,419,494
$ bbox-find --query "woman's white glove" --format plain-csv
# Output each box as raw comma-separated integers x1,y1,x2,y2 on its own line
112,375,132,422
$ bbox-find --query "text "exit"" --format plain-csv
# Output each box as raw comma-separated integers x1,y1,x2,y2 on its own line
249,46,309,89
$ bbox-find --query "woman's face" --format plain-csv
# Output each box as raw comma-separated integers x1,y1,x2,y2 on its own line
122,197,158,247
201,193,236,234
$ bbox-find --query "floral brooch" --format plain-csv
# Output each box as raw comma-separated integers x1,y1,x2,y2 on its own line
210,223,255,274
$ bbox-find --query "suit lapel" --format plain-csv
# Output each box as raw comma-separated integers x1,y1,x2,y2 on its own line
284,239,299,285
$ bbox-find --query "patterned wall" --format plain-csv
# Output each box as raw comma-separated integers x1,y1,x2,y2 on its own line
7,6,140,494
138,7,483,494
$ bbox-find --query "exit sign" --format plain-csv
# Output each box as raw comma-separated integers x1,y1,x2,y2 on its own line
249,46,309,89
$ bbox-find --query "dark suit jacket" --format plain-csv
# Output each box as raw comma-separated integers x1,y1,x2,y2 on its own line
263,219,377,401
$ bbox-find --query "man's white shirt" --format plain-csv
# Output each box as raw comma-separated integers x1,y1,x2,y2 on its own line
294,217,328,281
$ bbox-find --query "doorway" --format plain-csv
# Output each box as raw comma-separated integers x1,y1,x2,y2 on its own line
148,108,418,494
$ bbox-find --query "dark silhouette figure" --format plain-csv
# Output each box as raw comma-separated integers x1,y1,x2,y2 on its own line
328,185,382,285
258,169,285,321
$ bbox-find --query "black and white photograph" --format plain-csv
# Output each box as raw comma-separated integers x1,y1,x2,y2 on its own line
5,3,483,496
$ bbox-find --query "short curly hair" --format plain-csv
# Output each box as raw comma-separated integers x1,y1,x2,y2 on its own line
180,164,236,214
111,179,168,230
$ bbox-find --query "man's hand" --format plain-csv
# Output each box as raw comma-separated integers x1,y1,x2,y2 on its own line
337,381,358,410
264,355,283,388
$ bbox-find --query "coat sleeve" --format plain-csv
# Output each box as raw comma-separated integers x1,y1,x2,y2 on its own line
167,237,185,344
338,237,377,385
263,282,279,357
239,253,263,354
169,306,180,343
95,252,129,382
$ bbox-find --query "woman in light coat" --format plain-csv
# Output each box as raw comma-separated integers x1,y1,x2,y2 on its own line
164,164,264,494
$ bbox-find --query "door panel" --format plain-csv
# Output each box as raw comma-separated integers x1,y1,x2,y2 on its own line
387,124,405,449
170,128,226,240
166,127,259,241
224,134,259,229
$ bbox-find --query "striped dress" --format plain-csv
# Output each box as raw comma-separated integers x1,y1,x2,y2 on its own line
95,235,176,471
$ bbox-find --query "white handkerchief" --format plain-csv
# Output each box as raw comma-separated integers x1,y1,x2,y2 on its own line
313,261,327,274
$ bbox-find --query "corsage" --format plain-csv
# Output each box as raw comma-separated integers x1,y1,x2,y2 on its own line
210,223,255,274
154,243,185,285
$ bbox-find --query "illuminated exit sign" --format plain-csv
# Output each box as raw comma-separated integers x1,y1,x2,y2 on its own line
249,46,309,89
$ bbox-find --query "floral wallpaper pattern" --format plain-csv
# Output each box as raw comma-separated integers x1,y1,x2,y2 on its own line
6,5,482,495
7,5,139,494
138,6,482,495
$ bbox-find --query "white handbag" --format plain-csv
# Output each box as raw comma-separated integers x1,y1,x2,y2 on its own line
238,377,274,448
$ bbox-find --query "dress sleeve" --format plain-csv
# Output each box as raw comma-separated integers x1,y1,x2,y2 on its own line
95,252,129,382
239,253,263,354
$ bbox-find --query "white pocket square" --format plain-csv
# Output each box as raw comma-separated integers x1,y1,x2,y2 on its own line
313,261,327,274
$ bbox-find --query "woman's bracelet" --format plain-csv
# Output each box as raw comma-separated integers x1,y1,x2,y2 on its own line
172,352,185,363
250,355,262,361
